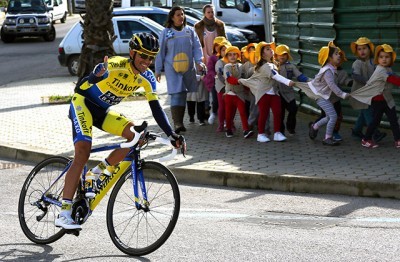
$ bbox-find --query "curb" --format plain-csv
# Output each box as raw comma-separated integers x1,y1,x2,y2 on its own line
2,145,400,199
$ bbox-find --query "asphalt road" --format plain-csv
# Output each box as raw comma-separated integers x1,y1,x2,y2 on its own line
0,15,81,86
1,157,400,261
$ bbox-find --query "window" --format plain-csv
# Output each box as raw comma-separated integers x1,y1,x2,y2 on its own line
117,21,153,40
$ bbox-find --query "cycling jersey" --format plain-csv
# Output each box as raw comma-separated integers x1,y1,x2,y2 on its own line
77,56,159,109
70,56,173,143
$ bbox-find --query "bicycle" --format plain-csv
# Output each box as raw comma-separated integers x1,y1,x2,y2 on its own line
18,121,184,256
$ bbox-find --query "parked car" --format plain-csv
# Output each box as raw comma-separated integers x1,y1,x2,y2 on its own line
1,0,56,43
113,6,249,49
181,7,259,43
58,16,163,75
45,0,68,23
74,0,121,13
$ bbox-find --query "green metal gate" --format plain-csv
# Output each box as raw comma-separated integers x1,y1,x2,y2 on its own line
272,0,400,121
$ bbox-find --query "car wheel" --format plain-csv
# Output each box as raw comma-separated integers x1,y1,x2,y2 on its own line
68,55,80,76
1,27,16,43
44,26,56,42
60,12,67,23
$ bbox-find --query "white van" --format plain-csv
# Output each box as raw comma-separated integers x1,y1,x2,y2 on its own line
45,0,68,23
58,16,164,75
121,0,264,39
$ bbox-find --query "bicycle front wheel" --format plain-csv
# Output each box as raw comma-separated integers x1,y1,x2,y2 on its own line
107,161,180,256
18,156,70,244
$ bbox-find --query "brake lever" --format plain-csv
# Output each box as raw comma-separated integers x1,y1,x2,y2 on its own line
180,137,187,158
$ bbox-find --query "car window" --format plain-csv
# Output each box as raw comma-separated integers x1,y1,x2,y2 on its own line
117,20,154,40
8,0,47,12
145,14,168,27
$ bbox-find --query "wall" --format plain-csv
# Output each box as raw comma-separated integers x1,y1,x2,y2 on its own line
272,0,400,120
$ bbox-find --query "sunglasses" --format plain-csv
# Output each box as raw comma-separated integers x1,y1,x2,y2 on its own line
137,51,155,61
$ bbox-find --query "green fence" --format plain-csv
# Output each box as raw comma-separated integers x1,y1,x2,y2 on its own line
272,0,400,122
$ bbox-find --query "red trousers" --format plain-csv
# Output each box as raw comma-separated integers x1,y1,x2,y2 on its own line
258,94,281,134
217,91,225,129
225,94,249,131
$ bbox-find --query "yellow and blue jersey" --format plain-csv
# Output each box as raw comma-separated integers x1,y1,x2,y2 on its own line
77,56,159,109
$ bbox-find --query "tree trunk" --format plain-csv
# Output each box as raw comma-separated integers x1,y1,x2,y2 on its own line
77,0,116,81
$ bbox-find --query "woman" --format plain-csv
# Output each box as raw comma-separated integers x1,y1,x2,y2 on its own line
155,6,204,134
194,4,227,124
194,4,227,64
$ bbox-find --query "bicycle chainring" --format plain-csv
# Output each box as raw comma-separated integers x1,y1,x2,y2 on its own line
71,198,90,225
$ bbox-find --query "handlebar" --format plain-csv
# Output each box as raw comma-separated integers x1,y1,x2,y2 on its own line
120,121,148,148
154,137,178,162
120,121,178,162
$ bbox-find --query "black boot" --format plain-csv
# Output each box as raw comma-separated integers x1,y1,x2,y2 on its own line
171,106,186,134
197,101,206,125
187,101,196,123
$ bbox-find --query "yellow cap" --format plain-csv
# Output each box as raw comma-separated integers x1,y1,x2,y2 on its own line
318,46,330,66
255,41,276,63
275,44,293,60
223,46,241,63
213,36,227,45
350,37,374,56
318,42,338,66
216,41,231,57
374,44,397,66
241,43,256,60
328,41,336,48
213,37,229,54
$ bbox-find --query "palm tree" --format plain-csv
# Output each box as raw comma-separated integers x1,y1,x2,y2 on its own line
77,0,116,80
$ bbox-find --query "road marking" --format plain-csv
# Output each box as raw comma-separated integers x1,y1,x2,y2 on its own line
0,162,23,169
178,209,400,225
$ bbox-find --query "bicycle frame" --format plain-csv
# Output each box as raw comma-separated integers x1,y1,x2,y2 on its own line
88,146,140,212
41,125,176,222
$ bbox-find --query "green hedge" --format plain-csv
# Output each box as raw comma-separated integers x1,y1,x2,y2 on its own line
0,0,8,8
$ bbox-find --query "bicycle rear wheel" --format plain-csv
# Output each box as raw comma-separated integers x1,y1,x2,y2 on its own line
18,156,70,244
107,161,180,256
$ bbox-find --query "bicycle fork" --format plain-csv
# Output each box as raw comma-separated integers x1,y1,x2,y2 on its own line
131,151,150,212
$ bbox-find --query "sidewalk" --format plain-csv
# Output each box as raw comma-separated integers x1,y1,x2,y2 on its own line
1,76,400,199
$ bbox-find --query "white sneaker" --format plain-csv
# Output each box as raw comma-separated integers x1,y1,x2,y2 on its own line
208,113,216,124
257,134,270,143
273,132,287,142
55,214,82,230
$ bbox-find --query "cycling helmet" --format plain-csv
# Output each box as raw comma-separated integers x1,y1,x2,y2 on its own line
129,32,160,56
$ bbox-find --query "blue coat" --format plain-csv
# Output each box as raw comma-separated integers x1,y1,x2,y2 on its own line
155,26,203,94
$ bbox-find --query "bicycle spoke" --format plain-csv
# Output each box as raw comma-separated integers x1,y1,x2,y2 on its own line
19,157,69,244
107,161,180,256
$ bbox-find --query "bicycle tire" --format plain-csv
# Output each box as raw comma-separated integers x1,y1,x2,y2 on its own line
107,161,180,256
18,156,70,244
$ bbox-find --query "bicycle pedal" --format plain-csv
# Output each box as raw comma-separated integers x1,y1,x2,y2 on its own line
65,229,81,236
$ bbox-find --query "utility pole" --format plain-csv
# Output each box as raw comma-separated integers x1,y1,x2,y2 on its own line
261,0,273,42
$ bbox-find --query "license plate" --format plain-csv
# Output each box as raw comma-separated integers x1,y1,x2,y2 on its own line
20,28,34,32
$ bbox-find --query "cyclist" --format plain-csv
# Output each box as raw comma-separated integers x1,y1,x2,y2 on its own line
55,33,186,230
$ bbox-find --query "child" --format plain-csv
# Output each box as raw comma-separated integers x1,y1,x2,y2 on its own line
223,45,254,138
354,44,400,148
203,36,229,125
349,37,386,142
237,42,294,143
312,47,352,141
241,43,259,130
187,70,207,125
275,44,309,136
214,41,231,132
296,42,350,146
